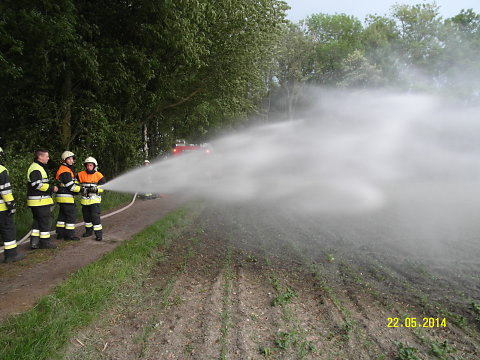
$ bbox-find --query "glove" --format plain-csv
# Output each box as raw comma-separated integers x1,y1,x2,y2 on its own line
81,186,89,196
6,201,16,216
87,186,98,194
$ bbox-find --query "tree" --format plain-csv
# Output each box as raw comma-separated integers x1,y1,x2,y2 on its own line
269,22,316,120
391,2,444,87
361,15,401,84
440,9,480,100
337,49,385,88
0,0,290,176
305,13,363,85
0,0,100,150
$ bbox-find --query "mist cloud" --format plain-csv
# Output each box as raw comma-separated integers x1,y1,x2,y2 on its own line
105,89,480,214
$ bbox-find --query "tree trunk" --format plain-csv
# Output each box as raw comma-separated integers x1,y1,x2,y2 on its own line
286,79,295,120
143,123,149,160
60,70,72,149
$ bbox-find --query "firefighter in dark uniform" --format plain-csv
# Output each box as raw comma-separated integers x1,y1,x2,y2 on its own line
0,147,25,262
77,157,106,241
55,151,82,241
27,149,58,249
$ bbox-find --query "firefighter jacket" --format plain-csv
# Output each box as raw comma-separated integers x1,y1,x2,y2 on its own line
27,160,54,207
55,164,81,204
77,169,106,205
0,165,14,212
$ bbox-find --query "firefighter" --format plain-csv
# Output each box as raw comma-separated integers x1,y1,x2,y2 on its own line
77,157,106,241
27,149,58,249
55,151,82,241
140,160,154,200
0,147,25,263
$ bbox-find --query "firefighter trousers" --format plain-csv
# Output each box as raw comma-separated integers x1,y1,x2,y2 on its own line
81,203,102,238
56,203,77,239
0,211,16,245
30,205,52,248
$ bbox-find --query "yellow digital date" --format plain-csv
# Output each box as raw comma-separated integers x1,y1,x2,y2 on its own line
387,317,447,328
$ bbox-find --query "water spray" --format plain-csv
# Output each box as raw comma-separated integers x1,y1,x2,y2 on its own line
105,89,480,214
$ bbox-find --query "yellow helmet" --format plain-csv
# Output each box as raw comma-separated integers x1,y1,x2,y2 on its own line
61,151,75,161
84,156,98,166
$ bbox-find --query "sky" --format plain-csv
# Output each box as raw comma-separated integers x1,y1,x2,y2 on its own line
286,0,479,22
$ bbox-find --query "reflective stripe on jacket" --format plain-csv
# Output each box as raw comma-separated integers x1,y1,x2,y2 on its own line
27,161,54,207
55,164,81,204
0,165,14,211
77,170,106,205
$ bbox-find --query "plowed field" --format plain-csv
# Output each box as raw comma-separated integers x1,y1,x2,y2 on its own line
62,202,480,359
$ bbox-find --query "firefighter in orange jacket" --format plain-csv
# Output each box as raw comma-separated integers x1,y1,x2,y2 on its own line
0,147,24,262
77,157,106,241
27,149,58,249
55,151,82,241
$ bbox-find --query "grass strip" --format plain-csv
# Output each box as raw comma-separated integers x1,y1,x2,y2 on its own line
0,204,195,360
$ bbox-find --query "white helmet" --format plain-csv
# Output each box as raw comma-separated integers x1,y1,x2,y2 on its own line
84,156,98,166
61,151,75,161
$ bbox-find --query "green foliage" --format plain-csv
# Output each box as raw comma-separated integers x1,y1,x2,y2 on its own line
274,330,299,349
336,49,385,88
265,4,480,117
0,0,288,175
270,22,317,119
271,287,297,306
270,275,297,306
2,0,480,162
430,340,456,358
394,341,420,360
273,330,317,356
471,302,480,322
259,346,273,356
306,13,364,85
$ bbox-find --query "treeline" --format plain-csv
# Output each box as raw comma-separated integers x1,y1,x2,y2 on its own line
1,1,480,179
270,3,480,120
0,0,289,178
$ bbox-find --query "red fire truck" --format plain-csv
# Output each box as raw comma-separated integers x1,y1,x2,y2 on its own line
171,140,212,156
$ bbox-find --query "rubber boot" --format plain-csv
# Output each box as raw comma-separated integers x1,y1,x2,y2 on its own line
94,230,103,241
30,236,40,249
55,228,65,240
39,239,57,249
63,229,80,241
4,248,25,263
82,228,93,237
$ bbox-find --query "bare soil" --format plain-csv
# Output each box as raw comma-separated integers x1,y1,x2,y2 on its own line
58,202,480,360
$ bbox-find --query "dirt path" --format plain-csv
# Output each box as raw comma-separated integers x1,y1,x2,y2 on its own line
0,195,185,320
62,203,480,359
